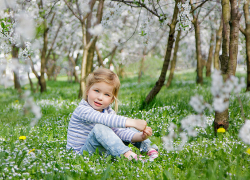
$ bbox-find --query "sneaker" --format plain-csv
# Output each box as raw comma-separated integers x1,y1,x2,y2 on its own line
147,149,158,161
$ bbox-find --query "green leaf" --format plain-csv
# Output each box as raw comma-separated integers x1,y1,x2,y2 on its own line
1,22,5,28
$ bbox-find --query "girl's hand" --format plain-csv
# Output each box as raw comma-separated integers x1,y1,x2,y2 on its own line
131,126,153,142
141,126,152,140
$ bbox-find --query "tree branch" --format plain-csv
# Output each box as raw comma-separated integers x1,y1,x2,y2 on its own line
111,0,165,20
190,0,209,14
120,7,142,44
239,25,246,35
45,0,60,19
199,4,216,24
46,21,63,60
95,46,105,67
64,0,82,22
103,44,119,59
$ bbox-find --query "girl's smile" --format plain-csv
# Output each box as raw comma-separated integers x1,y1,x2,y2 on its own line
94,101,102,106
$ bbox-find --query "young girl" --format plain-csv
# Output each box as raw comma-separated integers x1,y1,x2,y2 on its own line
66,68,158,160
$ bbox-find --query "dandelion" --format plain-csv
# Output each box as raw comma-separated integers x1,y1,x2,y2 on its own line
246,148,250,155
28,148,35,154
15,100,19,103
217,127,226,133
19,136,26,140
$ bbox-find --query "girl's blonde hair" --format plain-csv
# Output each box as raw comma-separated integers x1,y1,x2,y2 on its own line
84,68,120,112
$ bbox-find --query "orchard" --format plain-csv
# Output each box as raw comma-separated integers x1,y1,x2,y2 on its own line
1,0,250,179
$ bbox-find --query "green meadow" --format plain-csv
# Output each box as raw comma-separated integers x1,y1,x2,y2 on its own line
1,71,250,179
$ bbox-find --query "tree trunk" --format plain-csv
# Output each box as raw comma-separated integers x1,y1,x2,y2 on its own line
12,45,21,93
214,0,241,132
29,56,41,92
206,30,215,77
214,0,230,132
40,20,48,92
13,72,21,92
118,63,125,78
95,46,105,67
78,0,104,98
27,72,35,92
228,0,241,76
193,18,203,84
143,0,180,105
53,66,60,81
47,59,55,81
69,56,80,83
166,30,181,87
243,0,250,91
214,19,223,70
108,46,117,69
138,48,146,83
86,0,104,76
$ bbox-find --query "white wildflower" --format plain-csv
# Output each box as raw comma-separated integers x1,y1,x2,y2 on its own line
168,123,177,139
162,136,174,151
234,77,246,94
176,132,188,150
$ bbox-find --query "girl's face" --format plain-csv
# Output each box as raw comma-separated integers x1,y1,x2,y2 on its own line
86,82,114,111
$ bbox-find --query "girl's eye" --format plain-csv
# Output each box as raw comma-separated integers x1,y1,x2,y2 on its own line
94,90,99,92
105,94,110,97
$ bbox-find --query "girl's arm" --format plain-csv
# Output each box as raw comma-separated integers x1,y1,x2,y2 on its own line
75,105,127,128
76,100,147,131
125,118,147,131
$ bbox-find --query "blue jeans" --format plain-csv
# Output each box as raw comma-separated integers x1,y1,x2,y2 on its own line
80,124,158,157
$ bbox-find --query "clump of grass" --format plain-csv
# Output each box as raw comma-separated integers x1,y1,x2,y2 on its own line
0,71,250,179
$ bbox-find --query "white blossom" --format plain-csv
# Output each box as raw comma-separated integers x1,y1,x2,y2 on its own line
239,120,250,145
88,24,103,36
23,90,42,126
189,95,205,113
0,0,16,10
177,1,192,31
15,12,35,40
162,136,174,151
213,97,229,112
211,69,223,97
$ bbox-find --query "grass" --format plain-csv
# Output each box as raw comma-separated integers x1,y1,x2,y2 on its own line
0,71,250,179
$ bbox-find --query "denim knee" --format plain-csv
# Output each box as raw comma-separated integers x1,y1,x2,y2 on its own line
92,124,110,136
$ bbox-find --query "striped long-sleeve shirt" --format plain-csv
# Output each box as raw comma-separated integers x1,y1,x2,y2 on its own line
66,99,137,154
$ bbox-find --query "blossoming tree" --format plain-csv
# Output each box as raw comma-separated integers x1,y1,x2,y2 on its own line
63,0,104,98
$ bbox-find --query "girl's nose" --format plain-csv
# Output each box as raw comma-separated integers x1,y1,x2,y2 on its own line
97,94,103,100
